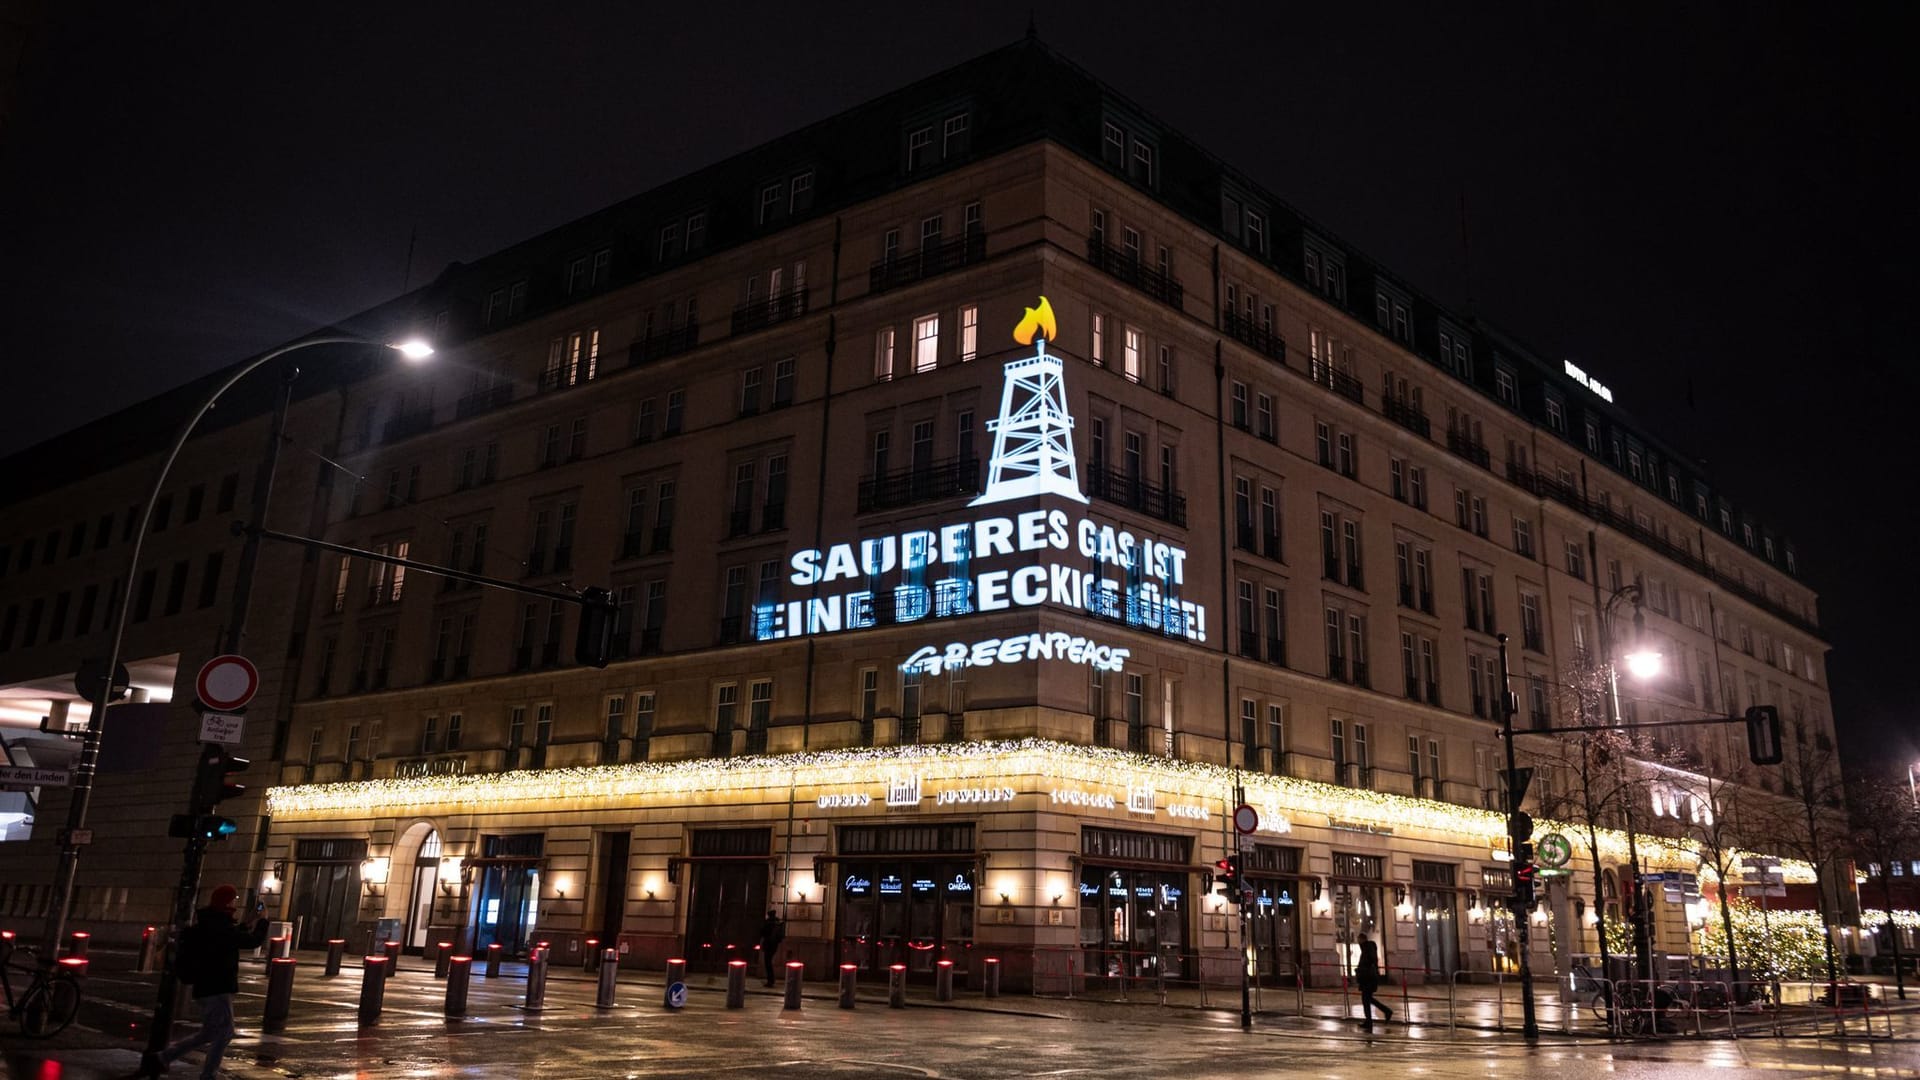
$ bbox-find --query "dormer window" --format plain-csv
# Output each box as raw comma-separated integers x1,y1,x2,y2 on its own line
1130,139,1155,185
907,126,933,171
789,171,814,213
759,182,784,225
1103,122,1126,166
942,112,971,157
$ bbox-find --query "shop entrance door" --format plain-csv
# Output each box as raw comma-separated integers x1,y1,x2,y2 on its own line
289,862,358,949
472,863,538,957
836,863,974,979
685,861,767,972
1078,866,1189,990
1248,877,1300,979
1413,888,1458,980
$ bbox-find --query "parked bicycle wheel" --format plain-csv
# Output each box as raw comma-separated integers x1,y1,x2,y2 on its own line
18,972,81,1037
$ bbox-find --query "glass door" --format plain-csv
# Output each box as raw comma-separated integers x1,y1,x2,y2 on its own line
289,862,357,949
1249,878,1299,978
473,864,539,957
406,863,439,950
1414,888,1458,980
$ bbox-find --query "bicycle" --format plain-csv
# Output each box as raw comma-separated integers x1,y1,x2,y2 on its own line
0,933,83,1037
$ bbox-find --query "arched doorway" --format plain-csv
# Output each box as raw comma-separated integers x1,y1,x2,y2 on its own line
391,822,443,953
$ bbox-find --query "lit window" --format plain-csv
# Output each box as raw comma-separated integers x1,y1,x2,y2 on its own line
913,314,940,373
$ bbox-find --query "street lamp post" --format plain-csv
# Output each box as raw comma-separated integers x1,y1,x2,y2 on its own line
1597,581,1662,989
41,334,431,964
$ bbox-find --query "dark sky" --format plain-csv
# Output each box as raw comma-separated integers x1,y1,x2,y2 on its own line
3,4,1913,771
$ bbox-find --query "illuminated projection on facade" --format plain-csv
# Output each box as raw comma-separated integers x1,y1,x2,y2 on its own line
754,298,1209,670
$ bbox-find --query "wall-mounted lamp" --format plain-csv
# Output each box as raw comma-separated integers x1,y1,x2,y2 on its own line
1051,893,1063,906
1393,885,1413,920
260,870,280,897
360,856,390,898
553,875,572,901
1393,885,1408,905
999,891,1012,905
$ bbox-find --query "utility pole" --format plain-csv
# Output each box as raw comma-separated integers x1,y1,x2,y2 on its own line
1496,634,1540,1040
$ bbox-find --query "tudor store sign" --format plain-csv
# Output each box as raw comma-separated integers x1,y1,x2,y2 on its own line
752,297,1210,672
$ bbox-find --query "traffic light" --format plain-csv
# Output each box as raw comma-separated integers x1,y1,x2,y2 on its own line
1214,856,1242,898
1513,840,1538,910
1746,705,1782,765
575,586,620,669
176,744,248,843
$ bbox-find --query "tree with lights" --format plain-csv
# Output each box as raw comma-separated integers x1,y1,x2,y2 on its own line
1848,776,1920,1000
1759,713,1852,990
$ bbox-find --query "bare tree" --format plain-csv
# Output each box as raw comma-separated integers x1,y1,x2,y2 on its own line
1848,777,1920,1000
1760,714,1852,990
1670,759,1769,990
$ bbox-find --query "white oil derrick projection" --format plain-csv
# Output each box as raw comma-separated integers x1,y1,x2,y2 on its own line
972,324,1086,507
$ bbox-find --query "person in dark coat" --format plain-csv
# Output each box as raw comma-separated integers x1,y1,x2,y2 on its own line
757,910,786,986
1354,932,1394,1028
145,883,269,1078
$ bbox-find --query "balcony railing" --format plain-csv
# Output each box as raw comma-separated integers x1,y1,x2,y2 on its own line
1505,459,1822,636
727,508,753,538
1265,637,1287,667
1239,631,1261,660
1446,429,1492,470
1084,462,1187,527
1308,359,1365,405
717,616,746,645
857,456,981,512
731,288,810,335
1221,308,1286,362
1381,394,1432,438
455,385,512,420
869,232,987,294
627,323,700,367
381,408,434,445
1086,237,1184,309
1338,762,1375,790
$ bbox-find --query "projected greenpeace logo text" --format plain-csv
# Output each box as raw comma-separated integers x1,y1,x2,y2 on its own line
752,297,1208,670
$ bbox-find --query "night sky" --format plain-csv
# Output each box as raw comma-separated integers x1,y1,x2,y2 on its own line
2,4,1912,771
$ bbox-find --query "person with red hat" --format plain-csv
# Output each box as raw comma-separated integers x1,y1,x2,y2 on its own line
143,883,267,1078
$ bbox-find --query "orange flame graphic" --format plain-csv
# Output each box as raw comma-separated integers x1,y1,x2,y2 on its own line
1013,296,1057,346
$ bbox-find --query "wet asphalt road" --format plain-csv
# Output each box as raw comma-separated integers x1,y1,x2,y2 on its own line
8,959,1920,1079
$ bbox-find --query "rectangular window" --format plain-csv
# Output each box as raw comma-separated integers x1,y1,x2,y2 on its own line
1123,326,1142,382
913,314,940,373
960,305,978,362
1091,312,1106,365
906,126,933,170
874,327,896,381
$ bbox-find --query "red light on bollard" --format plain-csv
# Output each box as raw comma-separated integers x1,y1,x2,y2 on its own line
726,959,744,968
786,960,804,969
840,963,857,971
889,963,906,971
58,956,88,969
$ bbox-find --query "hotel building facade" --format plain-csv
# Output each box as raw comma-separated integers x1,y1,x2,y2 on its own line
0,39,1839,989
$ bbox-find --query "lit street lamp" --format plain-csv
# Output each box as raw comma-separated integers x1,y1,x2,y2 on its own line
1598,580,1661,989
42,334,432,962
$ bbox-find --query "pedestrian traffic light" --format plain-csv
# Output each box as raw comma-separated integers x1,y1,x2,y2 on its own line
1214,857,1241,897
1513,841,1538,910
575,586,620,669
1745,704,1782,765
181,744,248,843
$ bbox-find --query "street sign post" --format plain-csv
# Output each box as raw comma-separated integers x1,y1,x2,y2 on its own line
0,765,73,788
1233,804,1259,835
198,713,246,745
195,655,259,713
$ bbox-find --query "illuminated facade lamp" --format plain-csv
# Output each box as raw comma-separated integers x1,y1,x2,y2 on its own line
1623,648,1664,682
360,856,390,897
438,855,464,896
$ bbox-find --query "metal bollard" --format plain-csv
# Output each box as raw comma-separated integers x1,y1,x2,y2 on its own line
263,957,296,1031
783,960,804,1011
888,963,907,1008
936,959,954,1002
325,938,346,976
984,957,1001,998
666,958,688,1008
359,956,388,1025
485,943,503,978
838,963,858,1009
382,939,401,976
445,956,472,1018
726,959,746,1009
584,938,600,972
524,948,548,1011
596,949,620,1007
67,931,90,959
137,926,159,973
435,942,453,979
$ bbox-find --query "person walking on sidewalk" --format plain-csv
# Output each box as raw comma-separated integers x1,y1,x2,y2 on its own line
143,883,269,1078
757,910,786,986
1355,932,1394,1029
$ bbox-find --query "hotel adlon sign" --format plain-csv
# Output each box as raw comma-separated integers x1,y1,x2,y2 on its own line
755,298,1208,675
